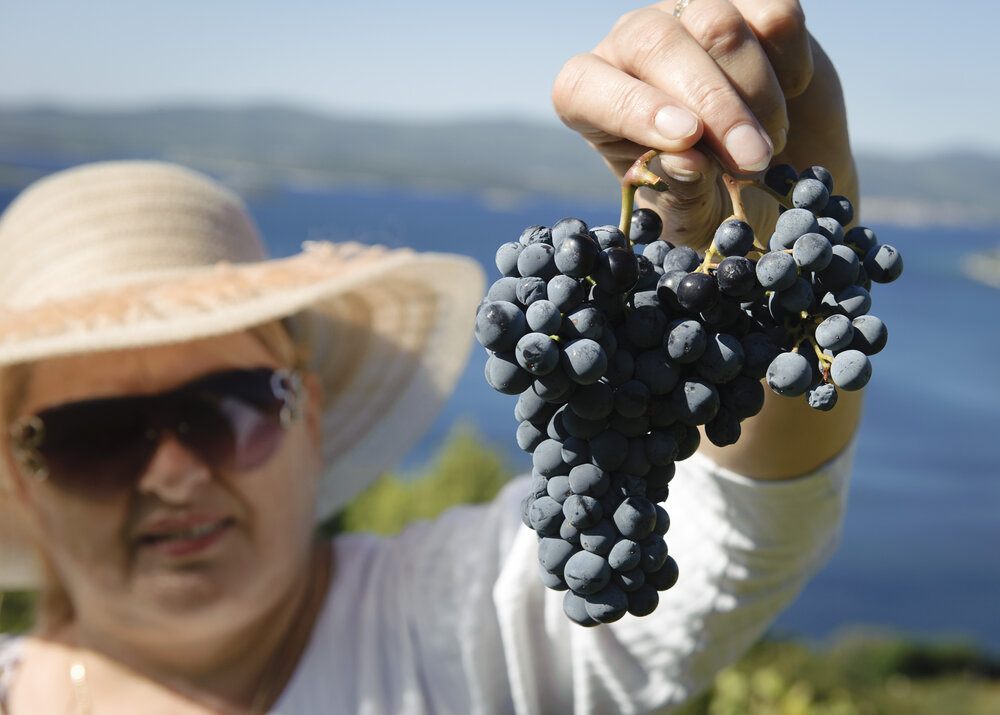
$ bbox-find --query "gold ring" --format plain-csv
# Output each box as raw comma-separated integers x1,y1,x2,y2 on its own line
674,0,693,18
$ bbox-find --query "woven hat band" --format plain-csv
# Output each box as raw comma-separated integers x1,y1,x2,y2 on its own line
0,162,267,309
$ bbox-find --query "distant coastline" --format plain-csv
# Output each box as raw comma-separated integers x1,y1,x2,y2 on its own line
1,104,998,228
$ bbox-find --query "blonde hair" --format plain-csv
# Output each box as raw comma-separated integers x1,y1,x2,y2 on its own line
0,318,308,633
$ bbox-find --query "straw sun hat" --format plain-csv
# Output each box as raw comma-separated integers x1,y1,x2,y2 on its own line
0,160,485,588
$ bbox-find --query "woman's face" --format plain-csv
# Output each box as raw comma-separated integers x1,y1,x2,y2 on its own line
8,331,323,647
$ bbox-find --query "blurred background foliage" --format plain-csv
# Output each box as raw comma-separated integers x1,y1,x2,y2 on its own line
3,428,998,712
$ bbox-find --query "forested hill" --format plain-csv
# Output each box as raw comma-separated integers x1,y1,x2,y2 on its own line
0,105,995,227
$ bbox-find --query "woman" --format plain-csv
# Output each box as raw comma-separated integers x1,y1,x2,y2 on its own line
0,2,861,712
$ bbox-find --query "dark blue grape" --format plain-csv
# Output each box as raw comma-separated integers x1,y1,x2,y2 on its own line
626,584,660,616
823,195,854,226
515,276,547,306
561,339,608,385
642,240,672,266
807,383,838,411
676,271,719,312
562,304,605,341
845,226,878,254
579,519,617,555
563,551,611,595
774,208,820,248
569,463,610,498
665,318,707,363
525,300,561,335
485,352,532,395
594,247,640,292
817,244,860,291
585,584,628,623
625,305,668,349
528,496,564,536
850,315,888,355
515,332,560,375
516,420,546,452
755,251,798,291
716,256,758,297
568,381,614,420
554,232,600,278
495,242,524,277
792,232,833,272
765,352,812,396
630,208,664,245
547,274,585,313
713,218,756,257
475,300,527,352
662,246,701,274
633,350,680,395
608,538,641,572
646,556,679,591
519,225,552,246
864,244,903,283
546,475,572,504
671,378,720,426
562,590,598,626
487,276,520,304
695,332,745,384
588,430,628,471
815,314,854,351
516,242,557,280
590,224,628,250
613,496,657,541
705,406,741,447
551,217,588,248
764,163,798,196
800,165,834,192
830,349,872,390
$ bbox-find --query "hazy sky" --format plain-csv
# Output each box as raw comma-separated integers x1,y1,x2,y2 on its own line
1,1,995,156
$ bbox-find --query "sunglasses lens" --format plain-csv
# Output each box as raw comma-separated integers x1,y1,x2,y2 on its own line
22,368,294,497
36,398,158,497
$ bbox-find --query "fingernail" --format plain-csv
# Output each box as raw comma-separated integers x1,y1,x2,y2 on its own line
654,105,699,141
725,123,773,172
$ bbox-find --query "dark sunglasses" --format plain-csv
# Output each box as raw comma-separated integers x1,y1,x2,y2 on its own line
8,367,304,499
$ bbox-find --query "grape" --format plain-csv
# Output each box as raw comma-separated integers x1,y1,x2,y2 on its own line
662,246,701,274
487,276,520,304
551,217,588,247
475,300,526,352
485,353,532,395
815,314,854,351
665,319,707,363
764,163,798,196
547,274,585,313
830,349,872,391
590,225,628,251
845,226,878,254
613,497,657,541
561,339,608,384
864,244,903,283
713,218,756,257
642,240,672,266
525,300,561,335
517,242,557,280
520,225,552,246
755,250,798,291
585,584,629,623
554,233,600,278
538,537,577,574
515,333,559,375
850,315,888,355
773,208,819,248
480,159,901,625
766,352,812,397
563,551,611,595
676,272,719,313
495,242,524,276
562,590,598,626
594,247,640,293
579,519,617,555
793,178,831,212
716,256,758,297
671,378,720,425
608,538,641,572
792,232,833,272
630,208,664,245
806,383,838,411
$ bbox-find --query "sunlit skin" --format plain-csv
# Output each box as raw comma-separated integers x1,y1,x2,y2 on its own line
5,332,328,709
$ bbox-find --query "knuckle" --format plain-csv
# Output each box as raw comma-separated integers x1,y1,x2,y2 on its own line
754,3,808,44
682,79,736,125
687,5,750,60
551,54,591,121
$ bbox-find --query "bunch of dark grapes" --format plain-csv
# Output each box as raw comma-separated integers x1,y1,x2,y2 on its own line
474,162,901,626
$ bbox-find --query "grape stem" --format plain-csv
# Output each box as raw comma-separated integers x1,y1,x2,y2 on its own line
619,150,669,247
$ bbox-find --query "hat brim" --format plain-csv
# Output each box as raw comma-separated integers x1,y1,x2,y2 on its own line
0,241,486,588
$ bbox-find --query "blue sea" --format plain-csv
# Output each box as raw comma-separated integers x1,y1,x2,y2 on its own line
2,179,998,653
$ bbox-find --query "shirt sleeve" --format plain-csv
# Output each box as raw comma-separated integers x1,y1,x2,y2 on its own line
491,439,856,715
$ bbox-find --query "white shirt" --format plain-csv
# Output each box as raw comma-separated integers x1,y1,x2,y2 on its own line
272,443,854,715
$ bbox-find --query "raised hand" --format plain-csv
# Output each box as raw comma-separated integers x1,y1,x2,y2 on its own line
552,0,854,251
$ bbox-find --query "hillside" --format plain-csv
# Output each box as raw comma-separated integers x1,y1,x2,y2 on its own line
1,105,996,227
